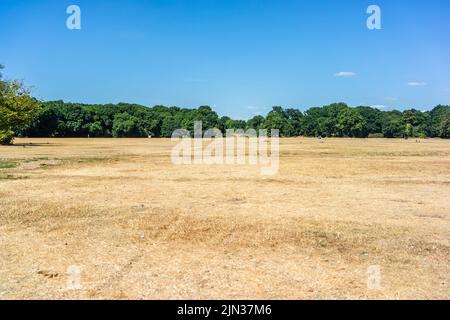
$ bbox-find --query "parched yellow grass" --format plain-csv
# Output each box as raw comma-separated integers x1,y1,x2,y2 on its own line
0,138,449,299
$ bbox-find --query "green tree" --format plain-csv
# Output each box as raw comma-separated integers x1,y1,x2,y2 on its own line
0,68,40,144
285,108,304,136
88,121,104,137
21,104,60,137
355,106,383,134
302,107,326,136
263,106,293,136
404,123,413,138
13,97,450,140
112,113,145,137
180,105,219,134
246,115,265,131
218,116,232,133
336,108,367,137
429,105,450,137
402,109,429,137
438,115,450,138
160,115,180,137
382,111,404,138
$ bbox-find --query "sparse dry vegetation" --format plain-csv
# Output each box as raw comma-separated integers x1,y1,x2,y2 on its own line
0,138,449,299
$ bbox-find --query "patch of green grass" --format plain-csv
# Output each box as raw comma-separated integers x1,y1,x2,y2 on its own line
23,157,51,163
0,160,17,169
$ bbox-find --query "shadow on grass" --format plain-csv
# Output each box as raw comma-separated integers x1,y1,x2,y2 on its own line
3,142,62,147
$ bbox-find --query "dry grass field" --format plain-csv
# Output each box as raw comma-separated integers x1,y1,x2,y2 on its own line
0,137,449,299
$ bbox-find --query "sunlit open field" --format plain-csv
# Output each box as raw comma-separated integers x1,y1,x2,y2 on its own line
0,138,449,299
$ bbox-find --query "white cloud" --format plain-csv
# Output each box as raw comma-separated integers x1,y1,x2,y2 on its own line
371,105,387,109
385,96,398,101
334,72,356,77
407,82,427,87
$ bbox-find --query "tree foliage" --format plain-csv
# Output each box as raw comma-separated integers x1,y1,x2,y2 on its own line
0,67,41,144
0,70,442,143
16,101,450,140
3,63,448,141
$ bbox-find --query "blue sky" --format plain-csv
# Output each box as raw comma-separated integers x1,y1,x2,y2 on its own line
1,0,450,119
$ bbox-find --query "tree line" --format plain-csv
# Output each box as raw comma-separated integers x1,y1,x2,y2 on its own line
19,101,449,139
0,65,40,144
1,65,449,144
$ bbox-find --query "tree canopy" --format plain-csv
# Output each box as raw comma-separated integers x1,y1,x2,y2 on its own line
0,67,41,144
2,64,448,141
18,101,450,139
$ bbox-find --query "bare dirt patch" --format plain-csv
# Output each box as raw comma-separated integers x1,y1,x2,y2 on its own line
0,138,449,299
